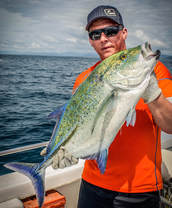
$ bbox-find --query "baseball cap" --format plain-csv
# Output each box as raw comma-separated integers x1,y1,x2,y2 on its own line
86,5,124,31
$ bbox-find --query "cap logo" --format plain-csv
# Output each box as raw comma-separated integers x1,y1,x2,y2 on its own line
104,8,117,16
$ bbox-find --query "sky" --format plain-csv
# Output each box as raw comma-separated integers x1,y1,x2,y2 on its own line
0,0,172,57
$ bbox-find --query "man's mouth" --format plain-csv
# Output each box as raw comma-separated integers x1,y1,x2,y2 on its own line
102,46,113,51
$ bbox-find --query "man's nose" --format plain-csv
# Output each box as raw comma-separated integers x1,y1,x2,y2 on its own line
99,32,108,41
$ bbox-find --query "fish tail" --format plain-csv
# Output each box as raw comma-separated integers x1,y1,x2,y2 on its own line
4,162,45,208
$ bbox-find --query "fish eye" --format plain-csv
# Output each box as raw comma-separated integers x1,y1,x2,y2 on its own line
120,54,127,60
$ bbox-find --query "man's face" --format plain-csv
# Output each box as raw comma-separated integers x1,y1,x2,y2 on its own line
88,19,128,60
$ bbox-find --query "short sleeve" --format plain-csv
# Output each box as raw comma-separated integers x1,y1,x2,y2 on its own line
154,61,172,98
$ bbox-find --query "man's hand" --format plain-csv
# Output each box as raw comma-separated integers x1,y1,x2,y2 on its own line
40,146,79,169
51,147,79,169
142,72,162,104
142,73,172,133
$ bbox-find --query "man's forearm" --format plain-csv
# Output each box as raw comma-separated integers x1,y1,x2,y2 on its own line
148,93,172,134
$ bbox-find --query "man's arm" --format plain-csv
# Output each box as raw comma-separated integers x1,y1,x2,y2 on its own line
148,94,172,133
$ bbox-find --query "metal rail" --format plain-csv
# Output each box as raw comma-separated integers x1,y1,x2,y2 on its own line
0,141,48,157
161,196,172,207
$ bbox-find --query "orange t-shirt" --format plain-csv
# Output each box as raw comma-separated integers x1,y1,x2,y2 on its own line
73,60,172,193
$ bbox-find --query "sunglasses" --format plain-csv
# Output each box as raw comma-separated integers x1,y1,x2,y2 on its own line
89,25,124,40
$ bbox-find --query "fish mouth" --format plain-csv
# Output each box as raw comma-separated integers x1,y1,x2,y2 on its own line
146,50,161,61
141,42,161,60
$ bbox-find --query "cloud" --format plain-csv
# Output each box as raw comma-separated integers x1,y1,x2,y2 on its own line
0,0,172,55
135,30,149,42
43,35,56,42
135,30,166,47
66,38,77,43
31,42,41,49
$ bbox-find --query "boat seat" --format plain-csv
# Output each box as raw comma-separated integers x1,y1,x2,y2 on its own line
161,149,172,184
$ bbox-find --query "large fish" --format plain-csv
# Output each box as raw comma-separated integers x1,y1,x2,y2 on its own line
4,42,160,207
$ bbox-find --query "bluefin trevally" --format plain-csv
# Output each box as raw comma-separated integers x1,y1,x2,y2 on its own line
4,42,160,207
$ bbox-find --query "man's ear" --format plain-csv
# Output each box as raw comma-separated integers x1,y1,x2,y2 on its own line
122,28,128,40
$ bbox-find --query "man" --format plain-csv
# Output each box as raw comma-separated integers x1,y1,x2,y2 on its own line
40,4,172,208
73,5,172,208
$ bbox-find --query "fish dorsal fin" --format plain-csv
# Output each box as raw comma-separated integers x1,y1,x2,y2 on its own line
46,104,68,155
48,104,67,120
46,124,78,159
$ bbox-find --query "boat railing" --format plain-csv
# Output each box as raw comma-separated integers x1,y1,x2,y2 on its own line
161,182,172,208
0,139,172,207
0,141,48,157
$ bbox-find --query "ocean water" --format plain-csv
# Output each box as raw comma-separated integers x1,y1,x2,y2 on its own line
0,54,171,175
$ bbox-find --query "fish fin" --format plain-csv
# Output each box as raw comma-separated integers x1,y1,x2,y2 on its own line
47,124,78,157
96,149,108,174
84,149,108,174
4,162,45,208
48,104,67,120
126,107,136,127
91,91,115,134
45,120,58,155
46,104,68,155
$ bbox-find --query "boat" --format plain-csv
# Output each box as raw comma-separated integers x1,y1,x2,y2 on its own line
0,131,171,208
